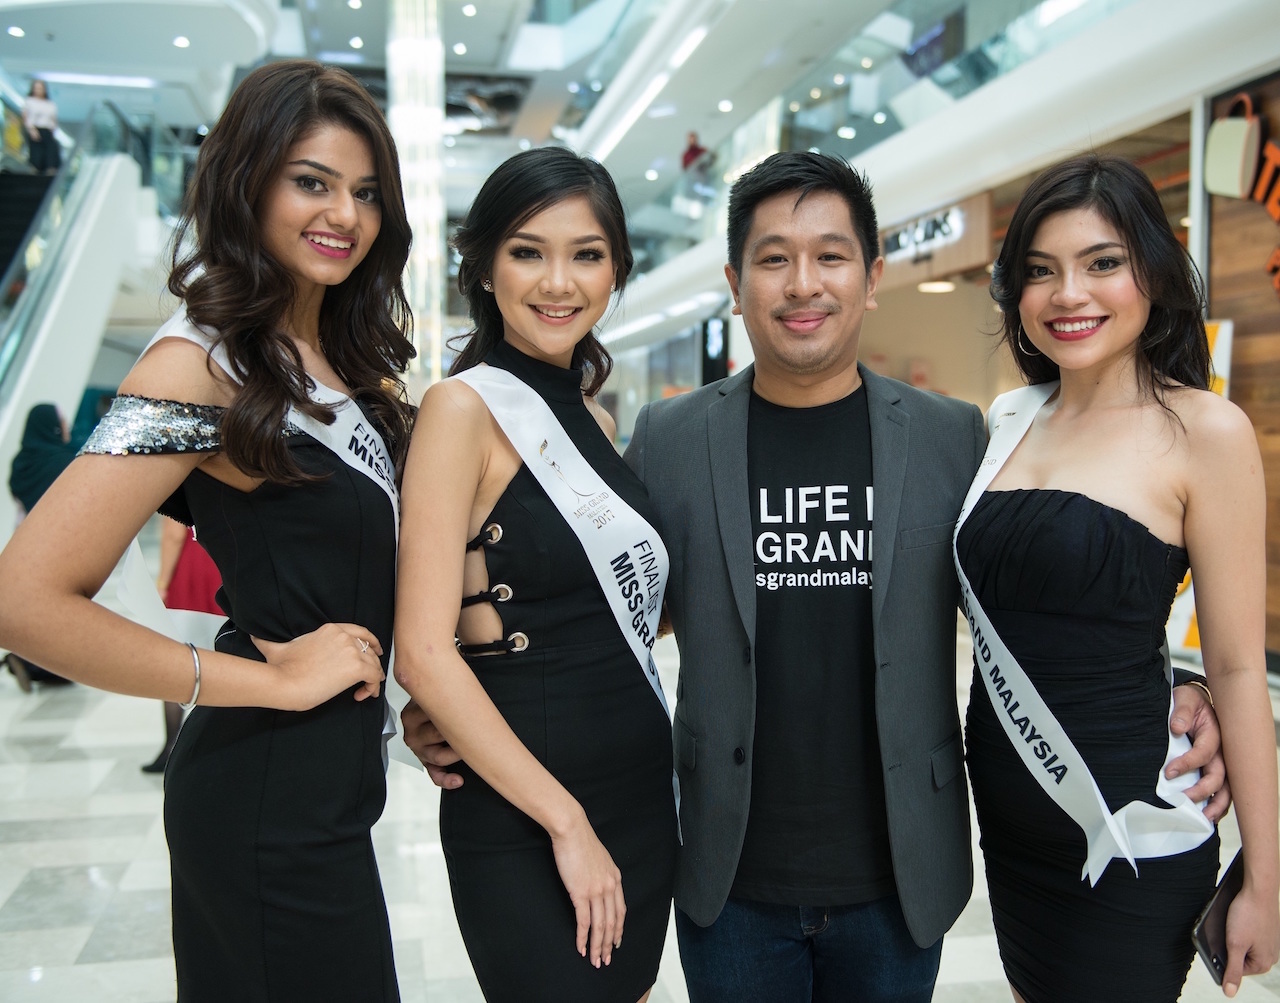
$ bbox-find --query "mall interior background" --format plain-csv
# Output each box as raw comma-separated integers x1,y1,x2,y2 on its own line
0,0,1279,998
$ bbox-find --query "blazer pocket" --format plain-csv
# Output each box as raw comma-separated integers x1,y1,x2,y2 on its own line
674,714,697,772
931,731,963,789
898,521,956,551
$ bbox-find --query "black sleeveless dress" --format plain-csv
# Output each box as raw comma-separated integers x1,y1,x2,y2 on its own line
83,394,399,1002
957,489,1218,1002
441,342,678,1002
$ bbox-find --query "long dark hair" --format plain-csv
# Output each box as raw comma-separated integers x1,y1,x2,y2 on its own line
450,146,632,395
27,80,48,99
990,154,1209,398
169,60,415,483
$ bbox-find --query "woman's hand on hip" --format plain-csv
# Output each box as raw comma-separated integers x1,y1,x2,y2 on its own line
252,623,384,710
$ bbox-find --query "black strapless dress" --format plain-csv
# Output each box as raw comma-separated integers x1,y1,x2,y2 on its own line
957,489,1218,1003
441,342,678,1002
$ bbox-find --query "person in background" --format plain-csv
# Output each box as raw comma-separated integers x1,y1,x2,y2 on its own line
23,80,60,175
0,60,412,1001
958,153,1279,1001
681,131,708,171
141,516,224,774
4,402,75,689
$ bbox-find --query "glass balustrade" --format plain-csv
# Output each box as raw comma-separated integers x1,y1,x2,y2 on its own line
627,0,1137,278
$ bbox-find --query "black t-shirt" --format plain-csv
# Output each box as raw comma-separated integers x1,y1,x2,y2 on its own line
731,385,896,906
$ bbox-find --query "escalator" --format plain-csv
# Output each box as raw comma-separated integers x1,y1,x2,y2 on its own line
0,174,53,279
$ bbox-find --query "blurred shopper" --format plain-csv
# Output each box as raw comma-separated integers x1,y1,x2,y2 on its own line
22,80,60,175
681,131,708,171
4,403,75,689
140,517,223,774
958,154,1278,1002
0,60,414,1001
394,146,677,1002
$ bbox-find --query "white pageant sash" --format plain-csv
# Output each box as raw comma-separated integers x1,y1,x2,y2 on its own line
454,365,672,721
126,312,410,764
954,383,1213,886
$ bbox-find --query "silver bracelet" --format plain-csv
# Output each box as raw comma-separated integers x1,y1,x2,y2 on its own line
180,643,201,711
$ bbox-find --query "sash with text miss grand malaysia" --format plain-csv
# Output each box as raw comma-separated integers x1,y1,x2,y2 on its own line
116,311,408,762
953,382,1213,886
453,365,672,724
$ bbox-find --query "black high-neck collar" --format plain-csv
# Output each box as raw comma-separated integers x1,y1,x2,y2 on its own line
485,338,586,405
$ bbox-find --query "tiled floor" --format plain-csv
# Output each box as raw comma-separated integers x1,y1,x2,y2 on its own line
1,544,1279,1000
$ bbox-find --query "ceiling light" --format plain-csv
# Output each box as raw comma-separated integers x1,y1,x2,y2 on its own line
718,99,733,113
647,103,677,119
873,111,887,124
590,80,603,92
669,26,708,69
173,36,191,48
443,136,456,147
349,36,363,49
518,138,532,150
861,57,874,69
1179,215,1191,228
7,26,24,38
788,101,800,113
808,146,820,154
453,42,467,55
601,313,665,344
837,126,856,140
809,87,821,100
833,73,846,85
567,81,581,93
645,169,659,181
918,280,956,294
348,0,362,8
462,3,477,14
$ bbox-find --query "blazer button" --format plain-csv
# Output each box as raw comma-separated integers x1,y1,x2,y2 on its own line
742,645,751,665
733,747,746,765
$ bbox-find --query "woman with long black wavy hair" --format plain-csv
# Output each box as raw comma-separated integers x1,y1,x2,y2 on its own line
0,61,414,1001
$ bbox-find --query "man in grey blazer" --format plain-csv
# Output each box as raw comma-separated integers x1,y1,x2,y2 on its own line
622,152,980,1000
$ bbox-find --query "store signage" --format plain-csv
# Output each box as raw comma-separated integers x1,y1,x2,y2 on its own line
883,206,965,262
1206,92,1280,299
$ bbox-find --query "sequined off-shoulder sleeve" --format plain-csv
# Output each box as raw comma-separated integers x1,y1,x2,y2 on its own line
79,395,224,456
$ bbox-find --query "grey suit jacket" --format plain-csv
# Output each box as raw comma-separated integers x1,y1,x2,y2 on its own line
624,363,986,948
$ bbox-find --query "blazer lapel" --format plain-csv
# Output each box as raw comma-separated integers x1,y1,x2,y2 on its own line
707,367,756,644
862,366,908,626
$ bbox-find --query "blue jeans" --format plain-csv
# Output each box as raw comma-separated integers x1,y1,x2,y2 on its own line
676,894,942,1003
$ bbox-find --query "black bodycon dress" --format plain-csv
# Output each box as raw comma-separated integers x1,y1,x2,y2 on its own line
441,341,678,1002
83,393,399,1003
958,489,1219,1003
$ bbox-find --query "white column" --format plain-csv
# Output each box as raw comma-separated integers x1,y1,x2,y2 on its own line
387,0,446,395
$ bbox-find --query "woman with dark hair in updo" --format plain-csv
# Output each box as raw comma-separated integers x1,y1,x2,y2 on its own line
394,146,678,1002
955,154,1279,1001
0,60,414,1000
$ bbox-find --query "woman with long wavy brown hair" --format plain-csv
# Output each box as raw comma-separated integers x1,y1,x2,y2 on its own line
0,60,414,1000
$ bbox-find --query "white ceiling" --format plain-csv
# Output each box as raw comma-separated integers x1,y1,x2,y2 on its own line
0,0,907,220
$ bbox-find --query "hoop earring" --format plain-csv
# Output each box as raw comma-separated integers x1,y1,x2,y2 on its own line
1017,324,1042,357
481,279,493,293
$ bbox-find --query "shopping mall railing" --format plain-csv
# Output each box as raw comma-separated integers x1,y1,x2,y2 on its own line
0,101,153,407
628,0,1137,277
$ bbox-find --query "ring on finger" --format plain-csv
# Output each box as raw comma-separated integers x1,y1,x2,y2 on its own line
360,639,370,654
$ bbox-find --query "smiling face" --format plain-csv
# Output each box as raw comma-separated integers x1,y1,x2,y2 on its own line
727,189,882,401
1018,207,1150,379
491,195,615,368
258,122,382,307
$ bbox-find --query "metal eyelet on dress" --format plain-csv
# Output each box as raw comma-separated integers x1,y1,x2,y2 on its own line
484,522,503,544
508,631,529,652
492,583,512,602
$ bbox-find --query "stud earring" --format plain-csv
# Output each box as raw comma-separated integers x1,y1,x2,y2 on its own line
1017,324,1042,357
481,279,493,293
